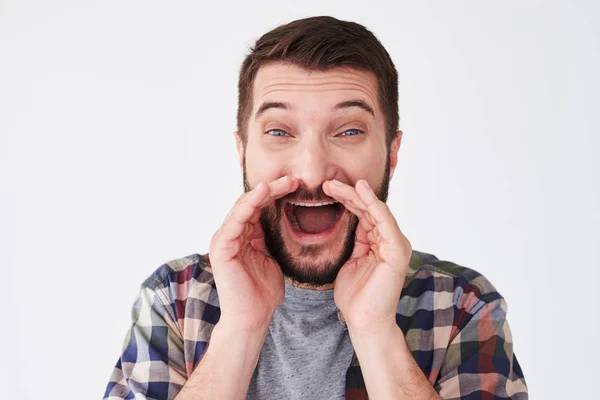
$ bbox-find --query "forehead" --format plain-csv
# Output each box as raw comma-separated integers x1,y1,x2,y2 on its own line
252,62,380,114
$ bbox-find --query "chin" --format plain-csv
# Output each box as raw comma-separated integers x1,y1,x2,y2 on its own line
260,207,359,287
279,256,344,286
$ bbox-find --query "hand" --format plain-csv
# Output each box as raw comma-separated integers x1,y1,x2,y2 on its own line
209,176,299,332
323,179,412,336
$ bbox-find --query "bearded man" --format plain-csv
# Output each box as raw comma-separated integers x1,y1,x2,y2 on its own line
104,16,528,400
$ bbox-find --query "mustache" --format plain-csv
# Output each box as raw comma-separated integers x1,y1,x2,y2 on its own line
279,184,337,205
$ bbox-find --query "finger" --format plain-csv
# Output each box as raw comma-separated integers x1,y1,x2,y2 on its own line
350,222,371,259
224,176,295,229
248,176,298,226
323,180,375,231
256,176,299,208
251,237,268,253
216,181,271,250
225,181,268,223
215,176,298,256
249,216,266,240
249,222,269,253
324,179,368,210
354,179,402,240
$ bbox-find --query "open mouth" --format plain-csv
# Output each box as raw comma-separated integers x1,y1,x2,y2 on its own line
284,200,345,235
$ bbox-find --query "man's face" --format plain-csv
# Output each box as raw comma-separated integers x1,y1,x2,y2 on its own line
237,62,401,287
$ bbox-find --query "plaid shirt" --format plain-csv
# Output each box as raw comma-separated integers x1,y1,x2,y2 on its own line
104,250,528,399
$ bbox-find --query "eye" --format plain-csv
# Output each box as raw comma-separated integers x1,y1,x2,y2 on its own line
339,129,364,137
265,129,290,137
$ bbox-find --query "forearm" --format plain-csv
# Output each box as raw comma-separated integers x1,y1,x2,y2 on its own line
175,319,268,400
349,324,440,400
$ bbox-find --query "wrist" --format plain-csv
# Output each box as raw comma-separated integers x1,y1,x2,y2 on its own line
348,321,402,351
215,315,273,337
185,318,270,388
178,318,270,400
348,321,415,379
349,323,438,399
208,317,271,364
345,315,399,341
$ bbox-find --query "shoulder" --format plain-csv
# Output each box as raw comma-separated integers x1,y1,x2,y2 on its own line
140,253,220,322
402,252,527,394
400,250,505,322
142,253,215,292
406,250,502,301
120,254,220,374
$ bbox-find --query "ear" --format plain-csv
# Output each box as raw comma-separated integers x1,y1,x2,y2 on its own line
388,130,403,180
234,131,244,170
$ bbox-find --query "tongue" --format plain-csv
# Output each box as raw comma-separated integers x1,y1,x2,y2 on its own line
294,204,338,234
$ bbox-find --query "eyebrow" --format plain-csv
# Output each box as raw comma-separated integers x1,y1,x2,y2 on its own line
253,99,375,121
333,100,375,117
254,101,290,120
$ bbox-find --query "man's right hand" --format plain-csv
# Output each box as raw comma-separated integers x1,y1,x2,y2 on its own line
176,177,299,400
209,175,299,333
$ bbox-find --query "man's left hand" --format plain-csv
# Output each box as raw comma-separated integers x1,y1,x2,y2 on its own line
323,178,412,337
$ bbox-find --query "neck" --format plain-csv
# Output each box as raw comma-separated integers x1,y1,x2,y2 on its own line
284,276,334,290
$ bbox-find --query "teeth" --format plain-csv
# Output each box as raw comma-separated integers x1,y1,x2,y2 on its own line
289,201,338,207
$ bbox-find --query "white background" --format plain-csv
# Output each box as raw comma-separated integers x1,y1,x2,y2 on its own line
1,1,598,398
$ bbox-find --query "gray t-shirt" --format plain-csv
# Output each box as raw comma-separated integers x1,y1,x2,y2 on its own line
246,281,355,399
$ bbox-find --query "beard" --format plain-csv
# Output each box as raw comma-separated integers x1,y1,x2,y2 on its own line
243,157,391,287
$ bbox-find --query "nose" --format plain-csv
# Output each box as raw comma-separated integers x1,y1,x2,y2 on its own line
290,136,336,190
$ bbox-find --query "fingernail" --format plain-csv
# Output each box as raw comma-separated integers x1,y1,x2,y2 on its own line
331,179,342,186
256,182,264,189
278,176,289,182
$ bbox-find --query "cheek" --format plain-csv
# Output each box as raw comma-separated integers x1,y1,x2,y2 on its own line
340,147,388,184
244,147,287,187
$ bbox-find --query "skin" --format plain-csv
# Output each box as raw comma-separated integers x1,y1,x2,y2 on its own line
176,62,440,399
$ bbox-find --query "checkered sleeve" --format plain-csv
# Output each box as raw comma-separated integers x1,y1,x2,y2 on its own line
103,286,187,399
434,296,528,399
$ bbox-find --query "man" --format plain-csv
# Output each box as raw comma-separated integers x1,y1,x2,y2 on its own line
104,16,528,400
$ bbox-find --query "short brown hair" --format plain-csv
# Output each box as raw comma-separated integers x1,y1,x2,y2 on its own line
237,16,399,148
